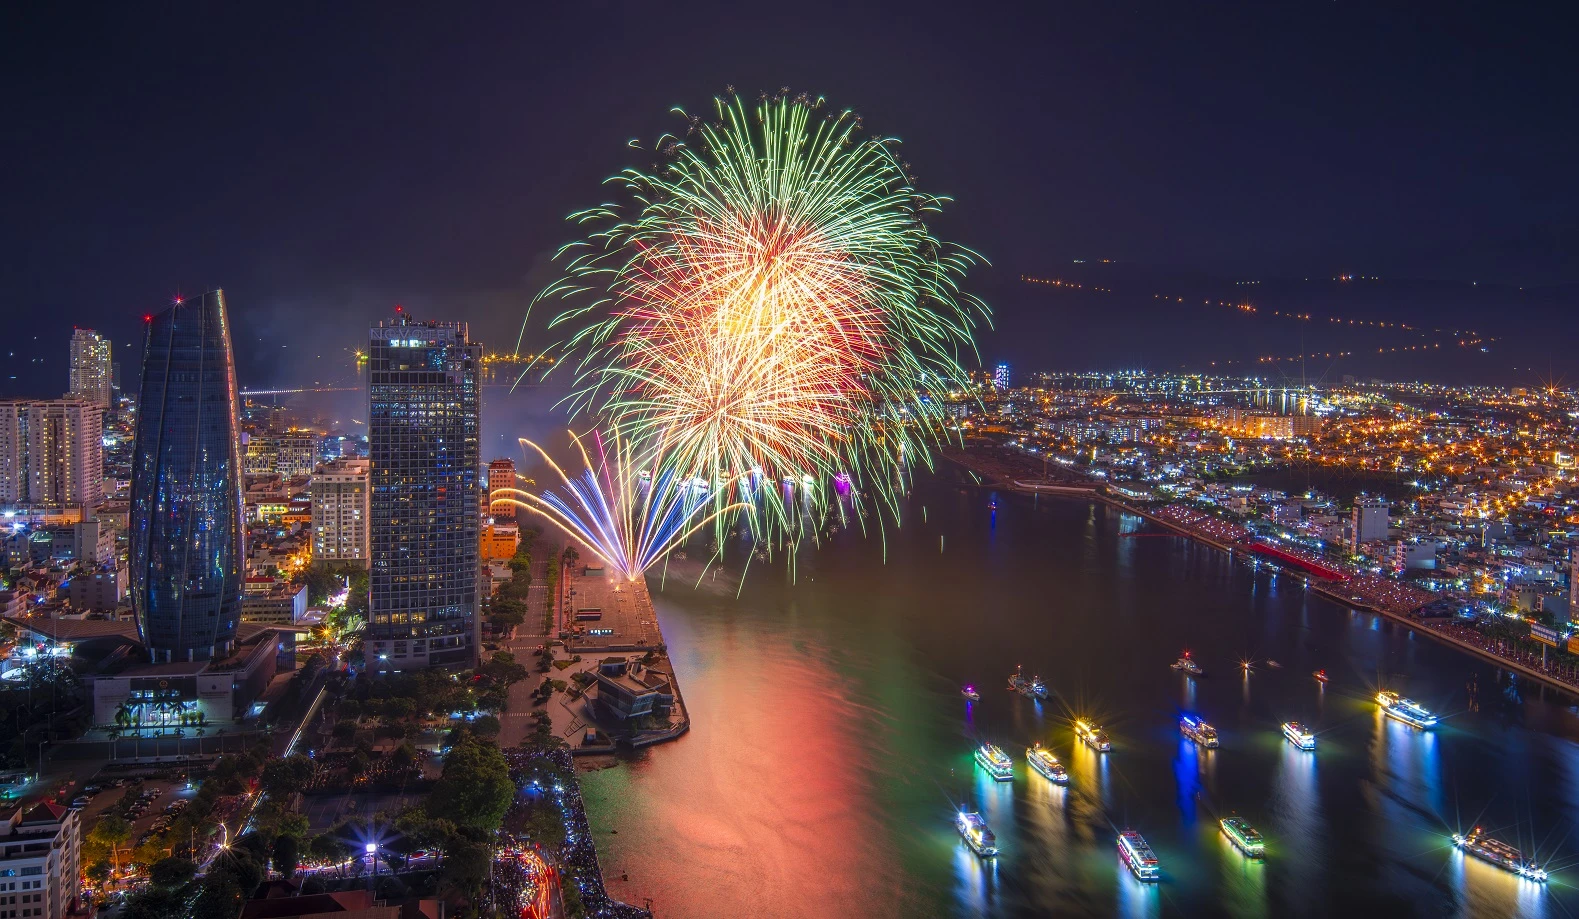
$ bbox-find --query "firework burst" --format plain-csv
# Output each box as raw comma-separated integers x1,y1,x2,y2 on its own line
533,90,989,539
493,430,747,581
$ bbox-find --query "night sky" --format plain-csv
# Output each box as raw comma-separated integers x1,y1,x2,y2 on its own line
6,3,1577,395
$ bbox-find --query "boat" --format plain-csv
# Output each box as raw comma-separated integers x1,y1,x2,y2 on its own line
974,743,1014,781
1453,827,1546,882
1170,651,1204,676
1282,721,1316,750
1008,666,1049,700
961,685,980,701
1074,718,1112,752
1312,669,1328,683
1179,715,1219,749
1026,743,1069,784
1267,660,1282,669
1376,690,1437,729
1220,817,1266,858
1117,830,1161,881
957,811,998,857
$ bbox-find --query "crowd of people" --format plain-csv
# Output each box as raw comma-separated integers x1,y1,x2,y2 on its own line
1425,619,1579,690
1155,504,1253,544
1344,574,1436,615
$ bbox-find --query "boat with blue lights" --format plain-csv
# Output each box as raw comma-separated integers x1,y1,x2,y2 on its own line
1376,690,1437,729
1453,827,1546,882
974,743,1014,781
1008,666,1049,700
1179,715,1219,748
957,811,998,857
1282,721,1316,750
961,685,980,701
1117,830,1160,881
1026,743,1069,784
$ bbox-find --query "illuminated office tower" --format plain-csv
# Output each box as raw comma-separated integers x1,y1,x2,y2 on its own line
367,315,481,670
68,328,113,408
994,362,1011,392
129,291,245,662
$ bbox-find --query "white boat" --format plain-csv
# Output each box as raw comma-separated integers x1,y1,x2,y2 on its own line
974,744,1013,781
1282,721,1316,750
1118,830,1160,881
1026,743,1069,784
1074,719,1111,752
1179,715,1219,748
957,811,998,857
1169,651,1203,676
1376,690,1437,729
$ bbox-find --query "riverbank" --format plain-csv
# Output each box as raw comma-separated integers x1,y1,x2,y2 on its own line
944,449,1579,700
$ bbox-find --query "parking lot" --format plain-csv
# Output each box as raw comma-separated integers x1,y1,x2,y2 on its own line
300,790,425,832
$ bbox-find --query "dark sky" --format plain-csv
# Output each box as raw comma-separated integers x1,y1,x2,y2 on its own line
6,2,1577,395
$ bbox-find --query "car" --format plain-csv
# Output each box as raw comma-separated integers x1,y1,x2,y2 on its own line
83,785,102,795
71,797,90,808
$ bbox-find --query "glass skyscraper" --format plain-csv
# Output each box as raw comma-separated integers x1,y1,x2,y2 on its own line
129,291,245,662
367,315,481,670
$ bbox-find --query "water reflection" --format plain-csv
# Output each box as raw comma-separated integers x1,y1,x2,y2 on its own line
953,841,1000,918
1215,827,1267,919
1447,847,1548,919
1270,739,1321,906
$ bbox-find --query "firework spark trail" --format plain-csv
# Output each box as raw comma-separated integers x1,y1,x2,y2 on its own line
529,90,990,544
493,431,748,581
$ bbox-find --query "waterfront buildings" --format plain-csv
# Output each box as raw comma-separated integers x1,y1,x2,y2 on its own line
0,399,104,511
129,291,246,663
0,800,80,919
1352,495,1390,545
488,457,517,519
311,458,371,567
67,328,113,409
367,315,481,671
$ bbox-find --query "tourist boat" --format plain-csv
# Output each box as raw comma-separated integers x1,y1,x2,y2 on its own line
1220,817,1266,858
1026,743,1069,784
1074,718,1112,752
1282,721,1316,751
1453,827,1546,882
1179,715,1219,749
1117,829,1161,881
975,743,1014,781
957,811,998,858
1312,669,1328,683
1376,690,1437,729
1008,666,1049,700
1170,651,1204,676
961,685,980,701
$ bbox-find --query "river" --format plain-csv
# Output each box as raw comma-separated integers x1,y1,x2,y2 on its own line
579,468,1579,918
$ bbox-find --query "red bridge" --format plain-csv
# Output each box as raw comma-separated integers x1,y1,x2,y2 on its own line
1249,542,1350,581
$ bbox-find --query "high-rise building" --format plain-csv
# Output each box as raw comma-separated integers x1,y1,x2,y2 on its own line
1351,496,1390,545
67,328,113,408
312,458,370,567
244,431,316,478
367,315,481,670
0,399,104,510
129,291,246,662
994,362,1011,392
487,458,516,519
0,800,81,919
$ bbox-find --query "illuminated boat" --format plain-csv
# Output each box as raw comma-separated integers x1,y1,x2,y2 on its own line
1282,721,1316,750
974,744,1014,781
1074,719,1111,752
1376,690,1437,729
1026,743,1069,784
957,811,998,857
1008,666,1049,700
1220,817,1265,858
1170,651,1204,676
1117,830,1160,881
1312,669,1328,683
1179,715,1219,749
1453,827,1546,882
961,685,980,701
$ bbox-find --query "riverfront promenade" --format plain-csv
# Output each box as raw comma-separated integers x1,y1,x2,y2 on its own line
944,448,1579,699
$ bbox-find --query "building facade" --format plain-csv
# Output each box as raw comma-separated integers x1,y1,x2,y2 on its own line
0,400,104,510
67,328,113,409
487,458,516,519
0,800,80,919
129,291,246,663
311,458,370,567
1352,496,1390,545
367,316,481,670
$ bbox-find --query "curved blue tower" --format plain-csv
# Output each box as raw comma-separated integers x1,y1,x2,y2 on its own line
129,290,245,662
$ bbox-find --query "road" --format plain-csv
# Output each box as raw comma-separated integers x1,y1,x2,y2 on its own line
498,543,558,749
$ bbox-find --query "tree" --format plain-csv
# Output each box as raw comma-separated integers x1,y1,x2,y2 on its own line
89,815,132,873
302,567,341,606
149,856,196,889
122,885,190,919
437,829,492,900
430,736,513,832
271,833,301,879
470,714,501,738
261,754,315,798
